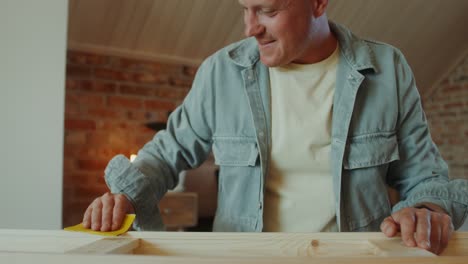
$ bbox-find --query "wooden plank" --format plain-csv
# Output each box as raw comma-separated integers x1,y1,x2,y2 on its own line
131,232,436,257
0,229,101,254
124,232,468,257
66,238,139,254
123,230,468,241
440,231,468,256
368,239,435,257
1,253,467,264
1,230,467,261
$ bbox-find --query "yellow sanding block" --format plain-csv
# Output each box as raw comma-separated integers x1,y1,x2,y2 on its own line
64,214,136,236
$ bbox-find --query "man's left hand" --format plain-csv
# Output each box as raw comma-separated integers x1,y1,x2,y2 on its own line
380,204,454,255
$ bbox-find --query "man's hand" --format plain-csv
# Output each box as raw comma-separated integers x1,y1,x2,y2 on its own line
380,204,454,255
83,192,134,231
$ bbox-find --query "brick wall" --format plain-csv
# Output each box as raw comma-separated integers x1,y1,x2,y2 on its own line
424,54,468,180
63,50,197,227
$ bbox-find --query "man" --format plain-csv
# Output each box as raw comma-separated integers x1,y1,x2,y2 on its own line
82,0,467,255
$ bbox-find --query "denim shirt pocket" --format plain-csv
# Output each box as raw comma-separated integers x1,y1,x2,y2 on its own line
344,131,400,169
342,131,400,231
211,137,261,231
212,137,259,167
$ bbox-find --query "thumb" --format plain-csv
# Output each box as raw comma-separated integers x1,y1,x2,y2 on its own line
381,216,399,237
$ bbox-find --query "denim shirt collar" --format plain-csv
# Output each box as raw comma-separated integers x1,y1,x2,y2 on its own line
227,37,260,68
226,21,378,73
330,22,378,73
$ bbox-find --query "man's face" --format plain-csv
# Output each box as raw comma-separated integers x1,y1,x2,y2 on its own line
239,0,316,66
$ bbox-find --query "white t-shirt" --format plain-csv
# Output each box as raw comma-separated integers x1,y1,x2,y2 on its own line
264,46,339,232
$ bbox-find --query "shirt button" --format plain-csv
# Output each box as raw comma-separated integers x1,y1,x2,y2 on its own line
259,132,265,138
259,202,263,210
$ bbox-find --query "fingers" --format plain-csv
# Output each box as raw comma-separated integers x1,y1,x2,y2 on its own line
101,193,115,231
429,215,441,254
112,194,129,230
380,216,398,237
82,205,92,229
82,192,132,231
432,212,453,255
392,209,417,247
414,209,431,250
91,197,103,231
385,207,454,255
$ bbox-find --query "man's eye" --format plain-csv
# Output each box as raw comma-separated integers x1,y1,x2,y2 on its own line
259,9,277,16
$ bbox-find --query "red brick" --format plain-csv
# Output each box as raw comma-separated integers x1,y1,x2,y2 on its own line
442,85,463,93
94,69,167,84
77,148,103,160
73,184,109,200
63,144,80,157
79,147,125,160
65,132,87,145
108,133,131,148
86,132,110,145
155,87,190,100
144,99,176,111
66,94,105,107
437,111,457,118
134,72,168,84
62,201,90,227
134,133,156,146
63,157,76,172
168,76,193,87
120,85,154,96
66,79,79,90
88,107,120,119
443,102,464,109
96,174,106,185
64,103,81,118
423,103,440,111
183,65,198,77
63,172,92,186
79,80,117,93
67,65,92,78
63,200,89,213
155,110,171,123
65,119,96,130
111,57,162,72
108,96,142,109
111,57,183,74
440,78,450,86
68,50,108,66
125,110,153,121
94,68,132,81
448,138,464,145
98,121,131,130
78,159,109,171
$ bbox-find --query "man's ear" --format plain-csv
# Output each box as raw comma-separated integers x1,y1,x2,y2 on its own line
311,0,329,17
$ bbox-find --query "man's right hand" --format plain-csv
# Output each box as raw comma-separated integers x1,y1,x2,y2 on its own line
82,192,134,231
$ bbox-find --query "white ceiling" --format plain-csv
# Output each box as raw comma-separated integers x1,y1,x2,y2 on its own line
68,0,468,96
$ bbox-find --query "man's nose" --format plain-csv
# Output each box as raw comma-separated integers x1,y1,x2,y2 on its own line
244,13,264,37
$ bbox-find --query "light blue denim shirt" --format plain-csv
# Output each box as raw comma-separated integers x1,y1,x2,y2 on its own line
104,22,468,232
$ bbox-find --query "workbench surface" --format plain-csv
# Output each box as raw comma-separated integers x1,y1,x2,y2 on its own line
1,229,467,263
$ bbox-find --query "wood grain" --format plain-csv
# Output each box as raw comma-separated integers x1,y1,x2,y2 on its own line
1,253,467,264
1,230,467,263
66,238,139,254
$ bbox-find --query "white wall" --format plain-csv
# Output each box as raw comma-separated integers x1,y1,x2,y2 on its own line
0,0,68,229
